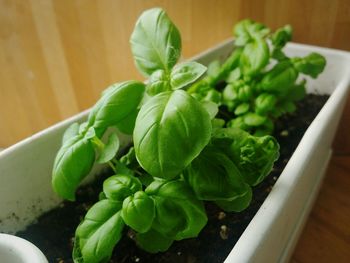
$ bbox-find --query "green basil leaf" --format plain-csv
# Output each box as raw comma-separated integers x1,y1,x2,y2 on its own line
213,128,279,186
292,52,326,78
134,90,212,179
122,191,155,233
130,8,181,76
170,61,207,90
146,69,170,96
271,25,292,49
215,187,252,212
146,179,207,240
240,37,270,76
88,81,145,131
84,127,96,140
260,61,298,93
201,100,219,119
96,132,120,164
74,199,124,263
62,123,79,144
103,174,142,201
234,103,250,115
116,109,139,135
52,135,95,201
237,84,253,101
234,20,269,46
136,229,173,253
183,147,250,205
287,80,307,102
207,60,221,78
255,93,277,115
243,112,267,126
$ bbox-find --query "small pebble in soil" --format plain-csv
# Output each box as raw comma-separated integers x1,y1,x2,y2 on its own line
220,225,229,240
280,130,289,137
218,211,226,220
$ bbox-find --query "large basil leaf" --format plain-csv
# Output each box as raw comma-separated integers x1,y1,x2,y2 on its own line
213,128,279,186
121,191,155,233
73,199,124,263
240,37,269,76
184,147,249,203
134,90,212,179
170,61,207,90
145,179,207,240
130,8,181,76
62,123,79,144
88,81,145,131
52,135,95,201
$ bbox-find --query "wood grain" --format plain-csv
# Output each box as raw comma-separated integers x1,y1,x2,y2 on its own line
291,156,350,263
0,0,350,148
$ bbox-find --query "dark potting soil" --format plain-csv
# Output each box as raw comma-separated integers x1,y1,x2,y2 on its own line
17,94,329,263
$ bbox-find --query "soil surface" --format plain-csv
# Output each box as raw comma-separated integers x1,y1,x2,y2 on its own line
17,94,329,263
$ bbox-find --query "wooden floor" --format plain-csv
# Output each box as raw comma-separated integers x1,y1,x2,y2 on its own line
290,155,350,263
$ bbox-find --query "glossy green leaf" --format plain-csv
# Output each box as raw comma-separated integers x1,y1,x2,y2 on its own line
62,123,79,144
170,61,207,90
234,102,250,115
145,179,207,240
260,61,298,93
136,229,173,253
240,37,270,76
255,93,277,115
201,100,219,119
88,81,145,131
103,174,142,201
213,128,279,186
183,147,250,206
116,109,138,135
271,25,292,49
122,191,155,233
215,187,252,212
73,199,124,263
130,8,181,76
207,60,221,78
52,135,95,201
146,69,170,96
134,90,212,179
243,112,267,126
96,132,120,164
292,52,326,78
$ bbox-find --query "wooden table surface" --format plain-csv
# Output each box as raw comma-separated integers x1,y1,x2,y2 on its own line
0,1,349,262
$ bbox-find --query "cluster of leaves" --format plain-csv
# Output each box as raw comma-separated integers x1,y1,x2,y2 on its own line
52,9,289,263
190,20,326,135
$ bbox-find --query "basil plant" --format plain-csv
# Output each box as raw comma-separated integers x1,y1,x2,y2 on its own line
52,8,280,263
190,20,326,136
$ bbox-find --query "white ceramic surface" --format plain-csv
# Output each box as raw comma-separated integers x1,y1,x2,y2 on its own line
0,40,350,263
0,234,48,263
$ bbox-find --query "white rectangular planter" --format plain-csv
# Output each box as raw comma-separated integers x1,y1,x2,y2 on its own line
1,40,350,263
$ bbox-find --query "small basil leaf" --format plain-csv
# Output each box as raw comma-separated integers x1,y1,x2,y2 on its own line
136,229,173,253
84,127,96,140
146,179,207,240
96,132,120,164
240,37,270,76
130,8,181,76
74,199,124,263
103,174,142,201
238,84,253,101
170,61,207,90
62,123,79,144
52,135,95,201
292,52,326,78
234,103,250,115
226,68,241,83
146,69,170,96
121,191,155,233
243,112,267,126
255,93,277,115
260,61,298,93
271,25,292,49
88,81,145,131
234,20,269,46
134,90,212,179
207,60,221,78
